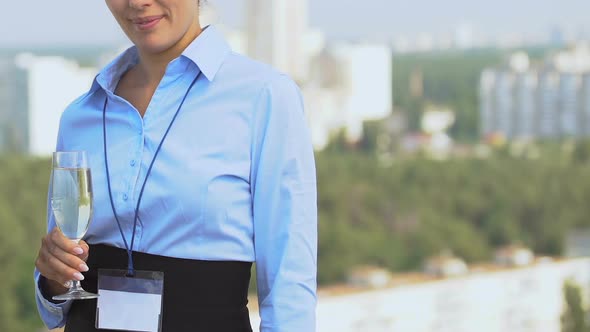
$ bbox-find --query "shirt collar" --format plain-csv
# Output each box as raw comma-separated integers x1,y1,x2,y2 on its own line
90,25,231,94
181,25,231,82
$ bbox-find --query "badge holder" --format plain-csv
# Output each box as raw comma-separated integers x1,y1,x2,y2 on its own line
96,269,164,332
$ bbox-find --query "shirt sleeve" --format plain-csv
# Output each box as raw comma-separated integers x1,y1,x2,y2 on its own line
34,272,73,329
250,74,318,332
34,125,73,329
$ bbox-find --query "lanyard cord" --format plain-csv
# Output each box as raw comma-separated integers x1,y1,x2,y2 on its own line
102,71,201,277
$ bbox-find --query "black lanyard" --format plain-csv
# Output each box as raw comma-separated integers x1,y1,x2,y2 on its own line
102,71,201,277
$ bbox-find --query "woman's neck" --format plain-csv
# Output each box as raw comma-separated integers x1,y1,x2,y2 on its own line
134,23,203,87
133,54,172,87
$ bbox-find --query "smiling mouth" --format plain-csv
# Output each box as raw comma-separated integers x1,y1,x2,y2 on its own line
132,16,164,30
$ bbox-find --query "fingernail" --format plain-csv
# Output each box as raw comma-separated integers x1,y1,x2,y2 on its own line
79,264,89,272
73,247,83,255
64,281,73,288
73,272,85,281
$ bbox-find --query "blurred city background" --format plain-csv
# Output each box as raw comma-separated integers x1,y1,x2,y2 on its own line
2,0,590,331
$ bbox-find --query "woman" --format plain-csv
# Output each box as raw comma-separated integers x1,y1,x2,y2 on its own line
34,0,317,331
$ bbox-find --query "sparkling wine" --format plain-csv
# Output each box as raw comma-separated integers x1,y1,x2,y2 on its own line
51,167,93,241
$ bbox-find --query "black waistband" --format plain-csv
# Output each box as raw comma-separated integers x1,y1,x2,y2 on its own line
64,244,253,332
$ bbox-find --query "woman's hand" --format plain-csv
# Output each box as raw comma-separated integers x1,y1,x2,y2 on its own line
35,227,90,297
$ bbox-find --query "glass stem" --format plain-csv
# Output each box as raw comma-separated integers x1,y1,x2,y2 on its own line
69,239,83,292
71,280,83,291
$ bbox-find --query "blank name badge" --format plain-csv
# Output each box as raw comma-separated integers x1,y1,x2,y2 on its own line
96,269,164,332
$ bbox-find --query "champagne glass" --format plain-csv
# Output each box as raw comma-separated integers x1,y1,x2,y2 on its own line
50,151,98,300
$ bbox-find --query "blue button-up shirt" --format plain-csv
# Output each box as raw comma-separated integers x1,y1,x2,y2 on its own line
34,25,317,332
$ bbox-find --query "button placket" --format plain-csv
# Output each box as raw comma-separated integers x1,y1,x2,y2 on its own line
127,112,145,206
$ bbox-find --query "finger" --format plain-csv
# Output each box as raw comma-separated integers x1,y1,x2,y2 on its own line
49,228,85,256
42,234,88,275
37,244,86,284
78,240,90,262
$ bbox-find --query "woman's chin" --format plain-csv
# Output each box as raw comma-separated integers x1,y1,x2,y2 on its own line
134,39,174,56
140,45,170,56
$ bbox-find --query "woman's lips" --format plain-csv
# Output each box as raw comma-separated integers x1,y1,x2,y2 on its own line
132,16,163,31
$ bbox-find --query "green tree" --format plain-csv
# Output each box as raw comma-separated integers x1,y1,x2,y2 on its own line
572,140,590,164
4,137,590,330
0,156,49,332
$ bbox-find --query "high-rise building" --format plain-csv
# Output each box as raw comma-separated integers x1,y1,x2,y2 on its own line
303,44,392,149
0,58,29,153
581,74,590,136
15,53,97,156
494,71,515,139
479,69,496,138
247,0,309,82
514,72,538,140
332,44,393,143
559,73,582,137
478,68,538,140
479,44,590,142
536,70,560,138
302,86,345,150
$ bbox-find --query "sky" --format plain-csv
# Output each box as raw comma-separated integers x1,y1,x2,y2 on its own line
2,0,589,47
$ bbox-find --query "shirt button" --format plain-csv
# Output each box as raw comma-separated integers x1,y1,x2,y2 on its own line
123,194,128,201
130,160,136,167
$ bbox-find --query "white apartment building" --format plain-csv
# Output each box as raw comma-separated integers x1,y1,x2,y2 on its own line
494,70,516,138
479,69,496,137
581,74,590,135
15,53,97,156
304,44,393,149
537,70,560,138
480,44,590,141
0,58,29,153
559,73,582,137
247,0,309,82
514,71,538,140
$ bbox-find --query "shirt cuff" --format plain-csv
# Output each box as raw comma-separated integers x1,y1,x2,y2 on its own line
35,274,73,328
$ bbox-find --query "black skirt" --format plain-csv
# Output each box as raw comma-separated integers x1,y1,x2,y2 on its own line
64,244,253,332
